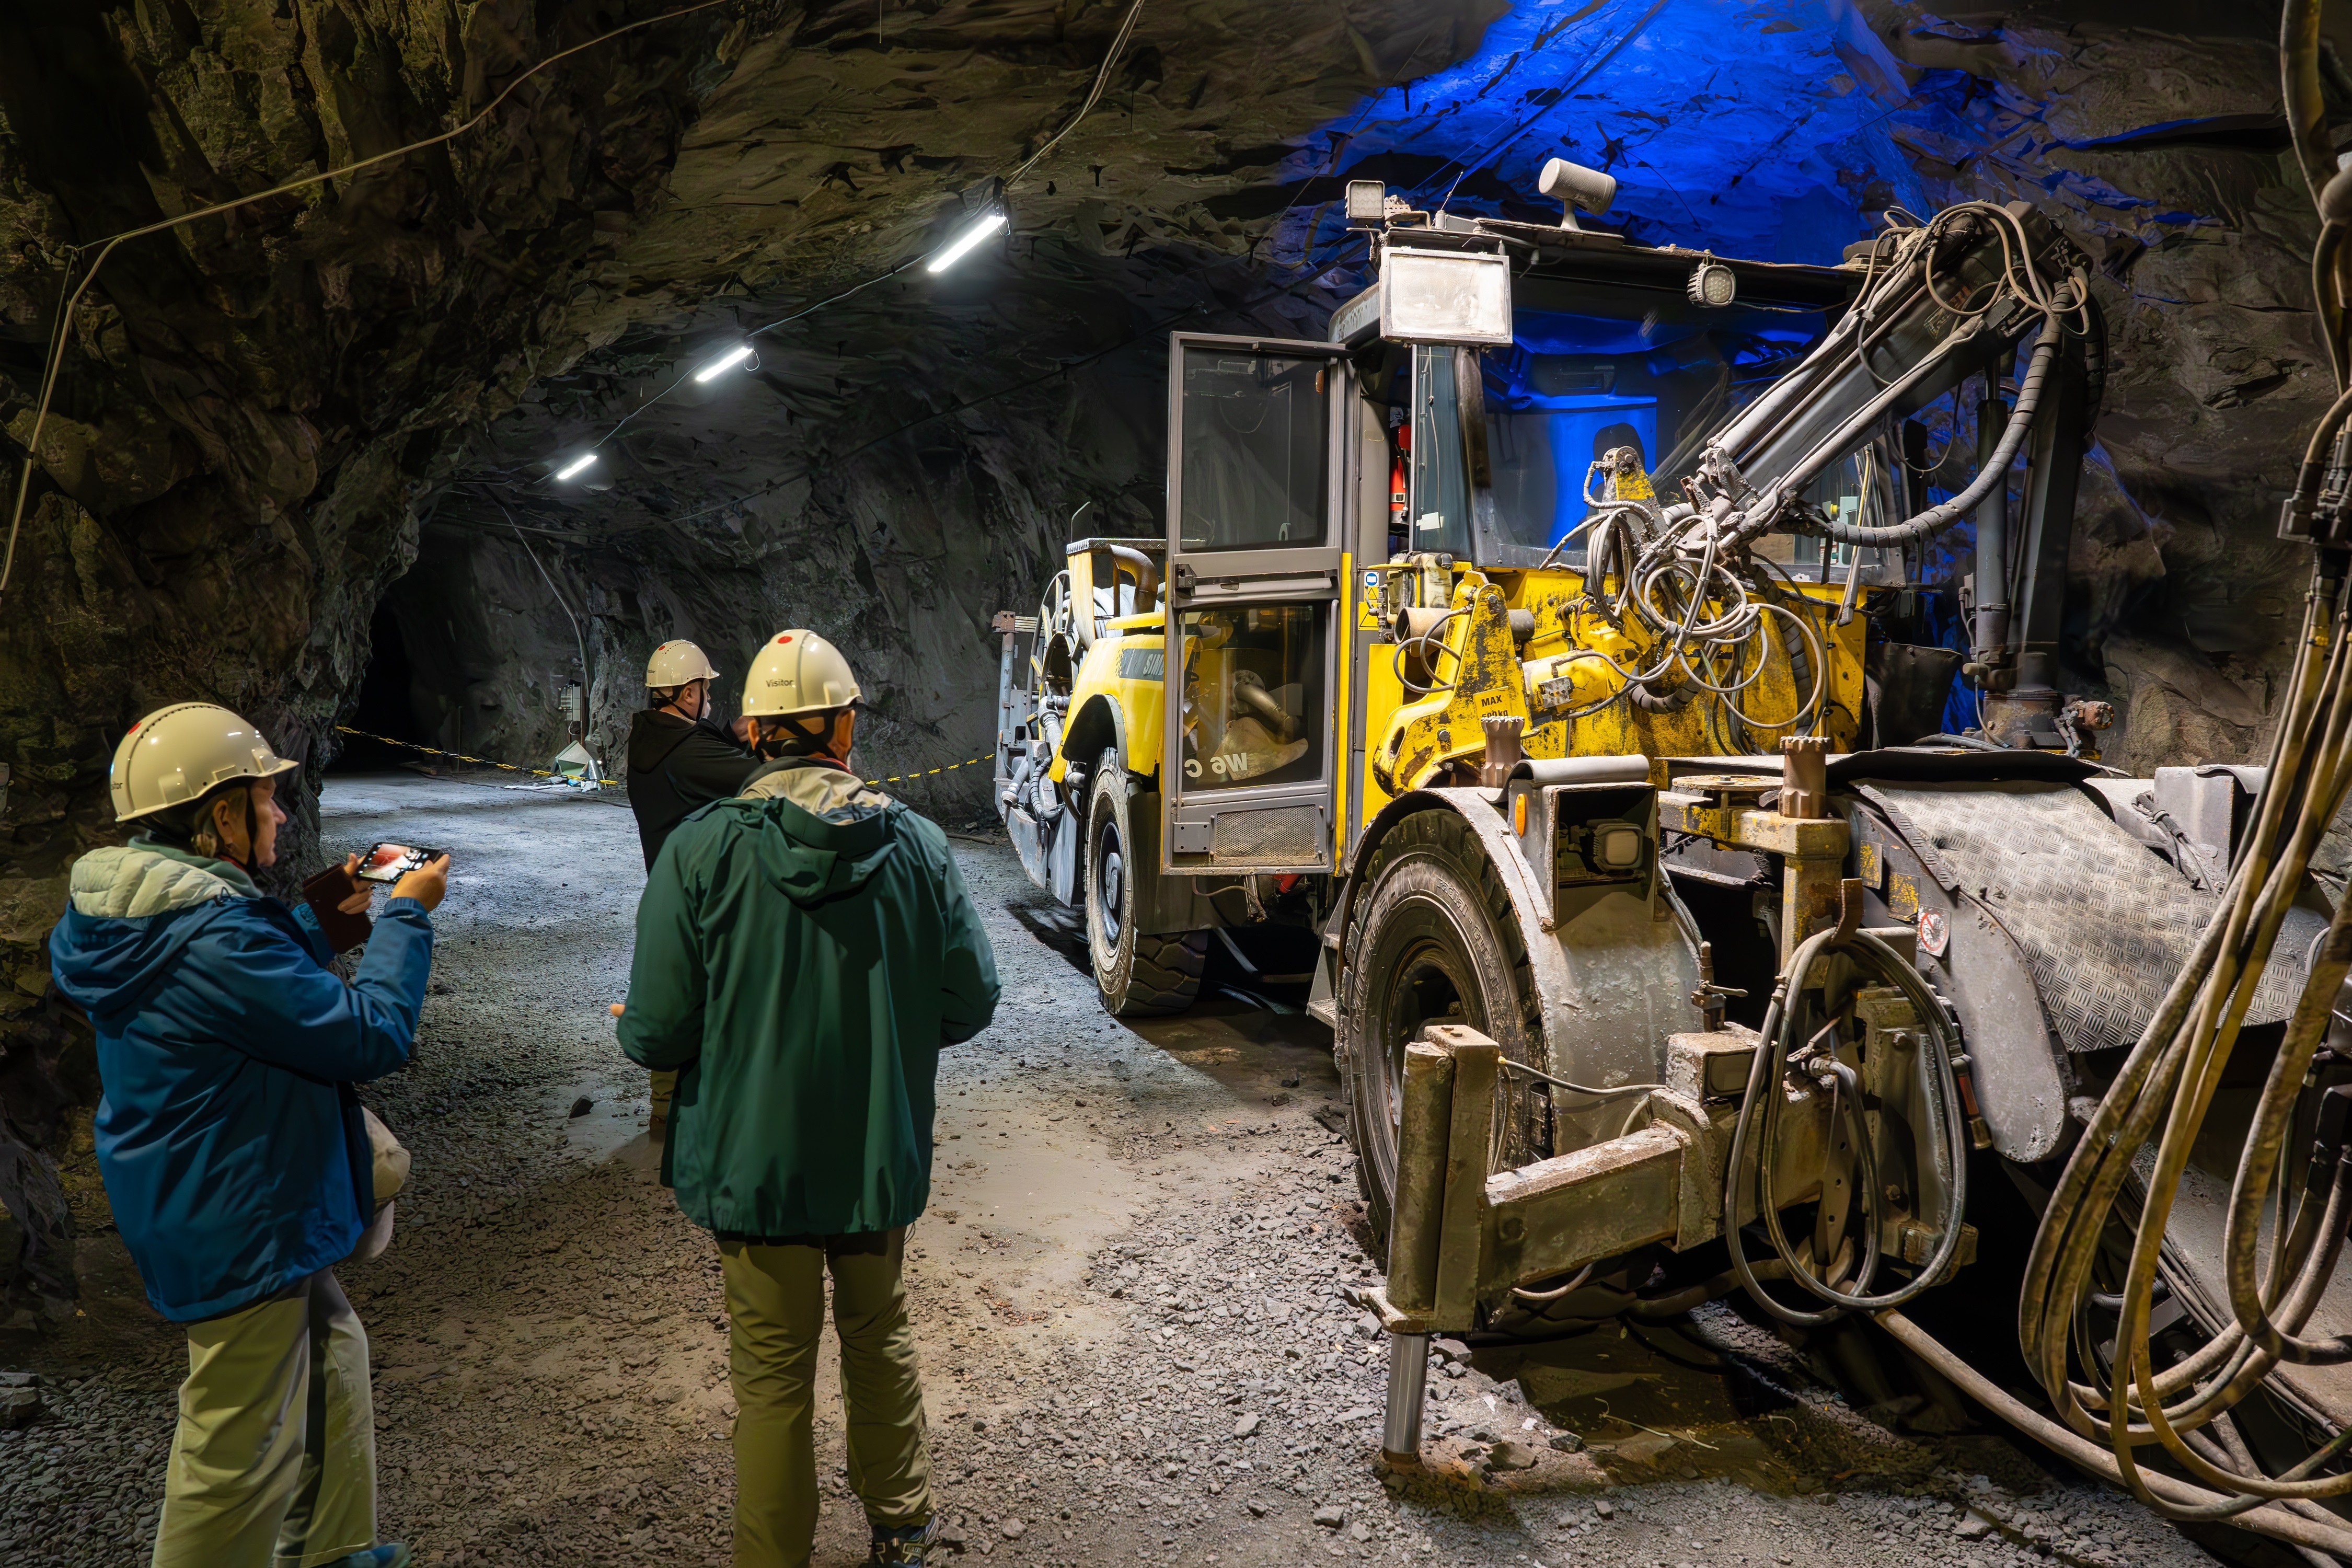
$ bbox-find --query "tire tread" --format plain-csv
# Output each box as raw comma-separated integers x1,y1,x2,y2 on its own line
1335,809,1542,1237
1087,750,1207,1017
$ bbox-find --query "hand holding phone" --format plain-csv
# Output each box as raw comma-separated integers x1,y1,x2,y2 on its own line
356,843,443,883
299,857,373,954
391,854,452,912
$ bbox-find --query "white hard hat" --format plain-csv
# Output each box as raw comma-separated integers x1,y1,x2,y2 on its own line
741,630,861,719
645,639,720,687
110,703,299,824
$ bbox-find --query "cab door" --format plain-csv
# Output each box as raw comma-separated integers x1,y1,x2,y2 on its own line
1162,333,1353,875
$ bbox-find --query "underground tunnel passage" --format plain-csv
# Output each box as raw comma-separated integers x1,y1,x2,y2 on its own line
11,2,2352,1566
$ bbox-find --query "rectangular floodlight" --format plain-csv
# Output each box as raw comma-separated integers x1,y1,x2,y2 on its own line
1379,248,1513,348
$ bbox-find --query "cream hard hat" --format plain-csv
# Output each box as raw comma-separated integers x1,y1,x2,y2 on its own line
741,630,861,719
110,703,299,824
645,639,720,687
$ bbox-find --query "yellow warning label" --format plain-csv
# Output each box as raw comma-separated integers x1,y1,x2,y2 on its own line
1886,871,1919,922
1858,841,1882,890
1610,468,1656,502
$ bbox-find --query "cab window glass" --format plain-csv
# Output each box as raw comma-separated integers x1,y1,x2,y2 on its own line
1409,347,1473,559
1474,305,1826,561
1178,605,1326,791
1178,352,1329,551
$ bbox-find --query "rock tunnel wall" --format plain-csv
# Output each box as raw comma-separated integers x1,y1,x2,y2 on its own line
0,0,742,1313
385,335,1168,802
0,0,2346,1315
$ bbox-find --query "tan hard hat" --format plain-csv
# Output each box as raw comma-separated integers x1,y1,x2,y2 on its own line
741,630,861,719
110,703,299,824
645,639,719,687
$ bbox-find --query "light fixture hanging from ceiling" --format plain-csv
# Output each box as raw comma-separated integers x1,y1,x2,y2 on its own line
525,186,1013,481
926,210,1008,274
694,344,756,382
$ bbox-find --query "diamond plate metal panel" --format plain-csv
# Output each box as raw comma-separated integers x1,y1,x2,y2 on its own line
1863,781,2322,1054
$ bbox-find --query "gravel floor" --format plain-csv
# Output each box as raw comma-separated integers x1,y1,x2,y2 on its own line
0,773,2251,1567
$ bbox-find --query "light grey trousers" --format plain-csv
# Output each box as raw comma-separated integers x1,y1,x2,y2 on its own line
152,1269,375,1568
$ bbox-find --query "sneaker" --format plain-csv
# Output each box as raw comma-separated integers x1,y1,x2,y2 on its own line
869,1519,936,1566
321,1548,412,1568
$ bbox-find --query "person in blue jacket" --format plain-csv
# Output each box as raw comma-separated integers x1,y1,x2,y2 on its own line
48,703,448,1568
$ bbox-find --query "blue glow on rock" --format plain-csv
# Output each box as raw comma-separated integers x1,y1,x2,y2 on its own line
1272,0,1951,271
1265,2,2210,289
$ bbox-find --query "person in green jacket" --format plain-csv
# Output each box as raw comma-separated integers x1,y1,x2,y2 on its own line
614,629,999,1568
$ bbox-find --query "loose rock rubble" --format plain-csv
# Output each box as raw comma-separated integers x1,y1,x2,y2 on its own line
0,775,2238,1567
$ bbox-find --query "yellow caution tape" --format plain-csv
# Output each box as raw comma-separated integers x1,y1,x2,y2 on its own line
333,725,622,786
868,756,993,785
337,725,995,790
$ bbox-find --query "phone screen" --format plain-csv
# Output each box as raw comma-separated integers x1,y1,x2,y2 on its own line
356,843,435,883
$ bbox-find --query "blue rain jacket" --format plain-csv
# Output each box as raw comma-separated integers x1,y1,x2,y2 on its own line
47,839,433,1322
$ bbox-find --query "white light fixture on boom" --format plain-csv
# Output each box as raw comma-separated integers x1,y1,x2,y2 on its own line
926,211,1007,274
694,344,756,382
555,453,598,481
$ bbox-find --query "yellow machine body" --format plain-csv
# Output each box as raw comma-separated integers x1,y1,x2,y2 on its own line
1041,546,1864,860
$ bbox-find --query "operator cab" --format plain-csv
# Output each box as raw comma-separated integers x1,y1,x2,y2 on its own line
1158,190,1881,878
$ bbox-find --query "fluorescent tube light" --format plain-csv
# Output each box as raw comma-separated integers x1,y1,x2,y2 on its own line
694,344,755,382
926,211,1008,274
555,453,598,481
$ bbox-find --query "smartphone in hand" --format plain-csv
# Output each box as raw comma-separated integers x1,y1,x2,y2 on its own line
356,843,444,884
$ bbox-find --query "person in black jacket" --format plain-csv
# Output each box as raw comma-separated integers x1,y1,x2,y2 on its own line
626,639,761,1134
627,639,762,870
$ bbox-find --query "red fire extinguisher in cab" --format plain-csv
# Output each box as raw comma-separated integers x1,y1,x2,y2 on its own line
1389,424,1410,535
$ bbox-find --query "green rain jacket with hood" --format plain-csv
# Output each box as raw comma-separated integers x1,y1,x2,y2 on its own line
617,756,999,1237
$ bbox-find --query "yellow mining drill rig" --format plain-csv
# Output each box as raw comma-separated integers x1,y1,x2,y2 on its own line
993,20,2352,1548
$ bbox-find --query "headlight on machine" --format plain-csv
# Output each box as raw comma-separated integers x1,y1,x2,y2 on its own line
1590,821,1646,872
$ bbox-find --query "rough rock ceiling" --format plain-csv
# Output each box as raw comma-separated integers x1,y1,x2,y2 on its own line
431,0,1513,777
439,0,2345,783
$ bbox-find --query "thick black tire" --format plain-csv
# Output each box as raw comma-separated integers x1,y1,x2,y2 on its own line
1086,751,1208,1016
1335,809,1546,1241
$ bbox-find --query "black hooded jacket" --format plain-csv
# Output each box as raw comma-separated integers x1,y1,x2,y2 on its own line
626,709,762,869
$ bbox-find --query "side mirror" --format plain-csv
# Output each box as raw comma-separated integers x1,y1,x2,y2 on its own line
1537,158,1617,231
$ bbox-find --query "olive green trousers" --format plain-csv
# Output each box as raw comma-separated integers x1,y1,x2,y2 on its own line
719,1231,931,1568
152,1270,375,1568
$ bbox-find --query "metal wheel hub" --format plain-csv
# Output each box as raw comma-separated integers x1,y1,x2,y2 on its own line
1096,823,1123,944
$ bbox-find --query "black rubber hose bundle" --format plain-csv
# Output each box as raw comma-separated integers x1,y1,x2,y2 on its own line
1723,926,1971,1325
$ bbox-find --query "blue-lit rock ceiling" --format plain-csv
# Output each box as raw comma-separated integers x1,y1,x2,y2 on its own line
1266,0,1934,264
1249,2,2318,774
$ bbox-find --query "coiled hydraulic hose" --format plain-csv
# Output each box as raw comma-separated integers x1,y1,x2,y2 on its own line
1574,498,1830,737
1723,926,1971,1326
2001,19,2352,1508
2007,393,2352,1537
